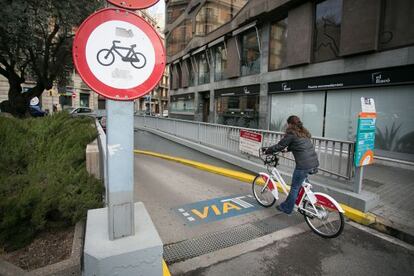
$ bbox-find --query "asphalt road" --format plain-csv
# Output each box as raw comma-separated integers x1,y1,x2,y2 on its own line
133,149,414,276
133,154,299,245
180,222,414,276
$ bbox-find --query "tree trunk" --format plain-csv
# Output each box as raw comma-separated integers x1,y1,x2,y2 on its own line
0,75,45,117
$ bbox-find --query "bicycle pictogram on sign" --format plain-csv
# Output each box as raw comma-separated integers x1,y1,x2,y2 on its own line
97,40,146,69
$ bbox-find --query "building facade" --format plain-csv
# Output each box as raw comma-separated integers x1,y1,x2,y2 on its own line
165,0,414,163
134,9,169,116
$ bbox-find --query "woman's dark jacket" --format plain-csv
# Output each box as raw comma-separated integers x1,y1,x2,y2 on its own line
266,133,319,170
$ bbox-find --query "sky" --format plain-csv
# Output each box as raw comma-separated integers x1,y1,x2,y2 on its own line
147,0,166,29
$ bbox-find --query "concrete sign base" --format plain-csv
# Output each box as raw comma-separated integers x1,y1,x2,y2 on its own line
83,202,163,276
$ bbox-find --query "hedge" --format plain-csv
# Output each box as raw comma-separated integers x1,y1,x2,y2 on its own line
0,113,104,251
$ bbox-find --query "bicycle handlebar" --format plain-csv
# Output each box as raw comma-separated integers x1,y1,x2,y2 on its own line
258,148,279,167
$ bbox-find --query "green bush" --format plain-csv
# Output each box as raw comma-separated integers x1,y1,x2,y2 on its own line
0,113,104,251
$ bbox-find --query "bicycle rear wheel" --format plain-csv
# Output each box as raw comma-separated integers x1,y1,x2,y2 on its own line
252,175,276,207
303,200,344,238
131,52,146,69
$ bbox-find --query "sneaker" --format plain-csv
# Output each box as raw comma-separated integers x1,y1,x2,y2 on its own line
276,205,292,216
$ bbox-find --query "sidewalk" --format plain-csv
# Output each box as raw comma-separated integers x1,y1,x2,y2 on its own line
363,163,414,242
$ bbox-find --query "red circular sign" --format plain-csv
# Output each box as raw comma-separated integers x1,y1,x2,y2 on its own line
107,0,159,10
73,8,166,101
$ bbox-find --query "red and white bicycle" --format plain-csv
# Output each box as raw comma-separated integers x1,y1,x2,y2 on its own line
252,152,345,238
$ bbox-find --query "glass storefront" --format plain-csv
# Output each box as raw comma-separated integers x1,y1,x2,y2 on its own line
313,0,343,63
269,17,288,71
240,28,260,76
213,43,227,81
195,0,248,36
325,86,414,161
216,94,259,129
167,19,192,57
270,85,414,161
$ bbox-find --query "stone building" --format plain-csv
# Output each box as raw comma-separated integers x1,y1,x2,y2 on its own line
165,0,414,163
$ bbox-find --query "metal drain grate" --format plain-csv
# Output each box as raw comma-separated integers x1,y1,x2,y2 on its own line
163,214,303,264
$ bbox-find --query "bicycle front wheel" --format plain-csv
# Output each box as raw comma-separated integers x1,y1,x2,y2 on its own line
252,175,276,207
303,200,344,238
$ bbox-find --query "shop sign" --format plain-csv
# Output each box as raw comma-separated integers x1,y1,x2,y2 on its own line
269,65,414,93
239,130,262,157
215,85,260,97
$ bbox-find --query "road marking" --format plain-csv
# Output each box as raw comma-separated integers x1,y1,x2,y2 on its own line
174,194,262,225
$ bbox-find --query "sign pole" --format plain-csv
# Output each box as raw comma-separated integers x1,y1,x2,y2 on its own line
354,166,363,194
106,100,135,239
74,2,165,274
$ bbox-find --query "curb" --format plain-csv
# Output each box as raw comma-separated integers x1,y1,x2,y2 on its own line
163,259,171,276
134,150,379,228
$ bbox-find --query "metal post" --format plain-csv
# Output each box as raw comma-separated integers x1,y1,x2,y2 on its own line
354,166,364,194
107,100,134,240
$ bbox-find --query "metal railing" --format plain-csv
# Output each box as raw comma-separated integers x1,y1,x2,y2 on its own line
95,119,108,205
135,116,355,180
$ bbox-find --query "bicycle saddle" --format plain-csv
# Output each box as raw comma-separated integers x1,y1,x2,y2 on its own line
131,44,136,48
113,40,121,44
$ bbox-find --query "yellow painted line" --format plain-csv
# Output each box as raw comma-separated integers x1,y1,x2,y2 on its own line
163,259,171,276
134,149,255,183
134,150,376,226
340,204,376,225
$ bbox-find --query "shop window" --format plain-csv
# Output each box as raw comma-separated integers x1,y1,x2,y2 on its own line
379,0,414,50
59,95,72,109
213,43,227,81
240,29,260,76
216,94,259,129
171,96,195,113
167,0,190,24
185,59,196,86
80,93,90,107
197,52,210,85
195,0,248,36
167,20,193,57
270,92,325,137
269,17,288,71
325,86,414,161
313,0,343,63
176,64,183,88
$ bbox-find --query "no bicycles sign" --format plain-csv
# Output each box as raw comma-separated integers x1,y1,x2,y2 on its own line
73,8,166,101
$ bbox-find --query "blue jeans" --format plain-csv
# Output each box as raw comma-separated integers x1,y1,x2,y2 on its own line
279,168,314,214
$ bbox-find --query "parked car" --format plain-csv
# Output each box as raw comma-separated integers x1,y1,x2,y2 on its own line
70,107,94,116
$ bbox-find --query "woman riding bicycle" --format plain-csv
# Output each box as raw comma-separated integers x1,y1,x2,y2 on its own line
261,115,319,215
